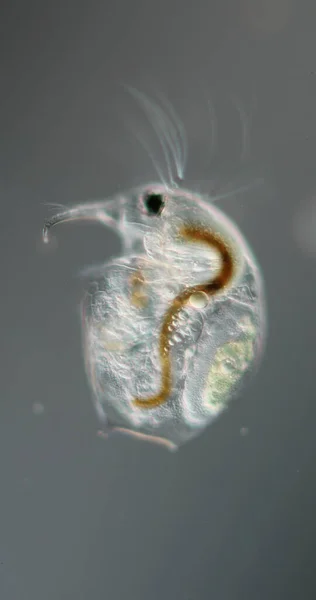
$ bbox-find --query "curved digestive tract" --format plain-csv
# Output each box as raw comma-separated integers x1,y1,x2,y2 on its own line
133,224,236,409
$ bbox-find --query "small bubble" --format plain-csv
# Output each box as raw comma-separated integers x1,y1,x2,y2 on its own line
32,402,44,415
240,426,249,436
188,291,209,309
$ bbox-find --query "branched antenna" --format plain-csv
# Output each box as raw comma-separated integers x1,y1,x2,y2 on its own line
207,97,218,161
126,86,187,186
231,94,257,163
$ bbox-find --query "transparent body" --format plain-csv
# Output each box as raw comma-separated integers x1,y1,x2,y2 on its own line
43,183,266,450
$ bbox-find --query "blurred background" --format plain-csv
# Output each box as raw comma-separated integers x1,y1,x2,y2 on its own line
1,1,316,598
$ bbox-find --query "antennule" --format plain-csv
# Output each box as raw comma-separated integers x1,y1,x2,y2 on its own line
42,200,120,243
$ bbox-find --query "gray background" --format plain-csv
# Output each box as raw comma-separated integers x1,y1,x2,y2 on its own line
1,1,316,599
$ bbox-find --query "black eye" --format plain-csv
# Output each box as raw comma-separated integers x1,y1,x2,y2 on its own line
143,192,165,216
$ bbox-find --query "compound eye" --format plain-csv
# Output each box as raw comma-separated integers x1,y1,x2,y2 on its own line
143,192,165,216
